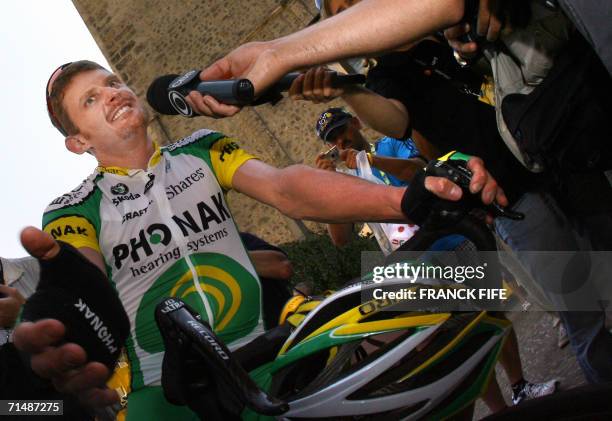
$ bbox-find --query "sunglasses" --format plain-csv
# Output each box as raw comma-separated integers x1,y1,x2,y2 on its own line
45,62,73,136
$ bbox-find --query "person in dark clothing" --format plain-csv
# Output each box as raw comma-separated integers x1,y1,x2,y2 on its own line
295,0,612,391
240,232,293,329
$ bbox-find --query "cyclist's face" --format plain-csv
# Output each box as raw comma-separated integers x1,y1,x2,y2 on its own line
62,69,148,152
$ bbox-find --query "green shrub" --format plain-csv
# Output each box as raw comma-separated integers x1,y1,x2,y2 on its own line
280,233,379,293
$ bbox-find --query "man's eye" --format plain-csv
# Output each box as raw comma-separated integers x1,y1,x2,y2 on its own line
85,96,95,105
109,80,121,88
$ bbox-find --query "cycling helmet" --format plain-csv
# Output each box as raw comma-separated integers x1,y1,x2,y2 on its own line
263,278,510,419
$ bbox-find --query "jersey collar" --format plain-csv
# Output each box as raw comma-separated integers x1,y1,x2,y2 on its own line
97,142,162,176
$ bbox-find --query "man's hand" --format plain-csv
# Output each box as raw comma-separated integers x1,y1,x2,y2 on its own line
12,227,118,408
0,284,25,327
315,153,337,172
475,0,504,41
444,23,479,60
444,0,504,59
339,148,359,170
424,157,507,206
289,67,344,103
187,41,288,118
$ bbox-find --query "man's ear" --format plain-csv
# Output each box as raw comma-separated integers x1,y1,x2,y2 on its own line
65,135,90,155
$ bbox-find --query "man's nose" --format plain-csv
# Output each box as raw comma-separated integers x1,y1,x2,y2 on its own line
103,87,121,104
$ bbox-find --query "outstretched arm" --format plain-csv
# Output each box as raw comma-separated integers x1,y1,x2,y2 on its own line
190,0,466,117
234,160,406,223
288,67,410,139
231,157,505,224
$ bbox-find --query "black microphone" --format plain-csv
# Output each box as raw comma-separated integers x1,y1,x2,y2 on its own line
146,70,366,117
21,242,130,371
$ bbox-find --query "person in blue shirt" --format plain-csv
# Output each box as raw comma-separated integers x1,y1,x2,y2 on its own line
314,107,464,252
314,107,425,188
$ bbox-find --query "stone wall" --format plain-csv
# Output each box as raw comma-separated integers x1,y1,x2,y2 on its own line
72,0,371,245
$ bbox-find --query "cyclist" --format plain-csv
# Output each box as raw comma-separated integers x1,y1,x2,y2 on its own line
12,60,504,419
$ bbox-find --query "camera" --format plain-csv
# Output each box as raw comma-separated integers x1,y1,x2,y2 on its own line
322,145,340,162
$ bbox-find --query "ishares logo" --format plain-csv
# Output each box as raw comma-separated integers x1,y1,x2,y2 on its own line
111,183,129,195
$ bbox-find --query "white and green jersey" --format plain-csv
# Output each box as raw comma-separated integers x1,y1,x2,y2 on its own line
42,129,264,390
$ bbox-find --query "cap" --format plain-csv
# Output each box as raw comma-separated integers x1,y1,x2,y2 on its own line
315,108,352,142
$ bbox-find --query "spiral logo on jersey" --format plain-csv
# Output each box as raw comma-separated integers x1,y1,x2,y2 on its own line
135,252,260,353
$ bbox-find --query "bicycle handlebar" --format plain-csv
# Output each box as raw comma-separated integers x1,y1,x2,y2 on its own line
155,298,289,417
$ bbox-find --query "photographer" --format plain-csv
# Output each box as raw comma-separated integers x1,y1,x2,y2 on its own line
313,107,428,248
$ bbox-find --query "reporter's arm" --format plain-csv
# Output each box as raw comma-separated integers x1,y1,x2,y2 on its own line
341,87,410,139
200,0,466,101
261,0,465,86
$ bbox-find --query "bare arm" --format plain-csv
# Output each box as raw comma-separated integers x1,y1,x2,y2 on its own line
411,130,440,160
248,250,293,280
251,0,466,91
233,160,406,223
288,68,410,139
342,88,410,139
195,0,466,117
232,155,507,225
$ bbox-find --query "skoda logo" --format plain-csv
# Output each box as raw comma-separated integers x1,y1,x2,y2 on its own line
111,183,129,195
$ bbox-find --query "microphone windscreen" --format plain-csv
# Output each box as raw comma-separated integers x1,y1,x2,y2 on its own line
146,74,180,115
21,242,130,371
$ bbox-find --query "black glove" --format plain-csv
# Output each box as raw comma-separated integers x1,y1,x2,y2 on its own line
400,151,474,225
21,241,130,371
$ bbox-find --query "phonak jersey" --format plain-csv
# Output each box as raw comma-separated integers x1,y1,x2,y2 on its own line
42,129,264,390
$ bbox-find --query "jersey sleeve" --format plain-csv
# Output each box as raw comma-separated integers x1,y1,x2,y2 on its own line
42,177,103,253
43,215,101,252
209,137,257,191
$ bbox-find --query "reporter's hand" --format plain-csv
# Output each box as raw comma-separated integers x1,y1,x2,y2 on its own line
315,153,337,172
476,0,503,42
0,284,25,327
444,0,504,59
339,148,359,170
289,67,343,103
190,41,289,118
444,23,479,60
12,227,118,408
